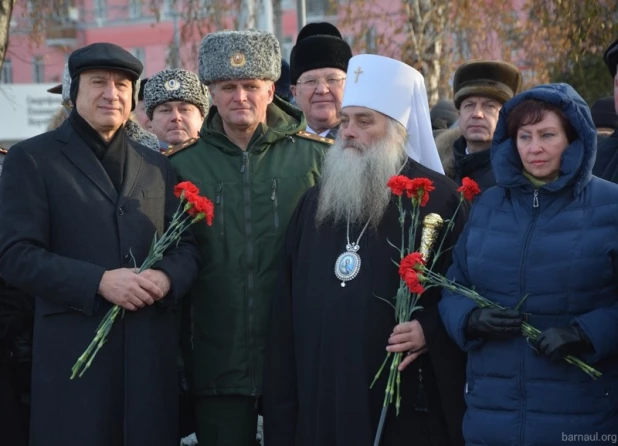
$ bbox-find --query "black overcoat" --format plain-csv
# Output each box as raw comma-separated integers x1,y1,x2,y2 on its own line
0,120,201,446
593,129,618,183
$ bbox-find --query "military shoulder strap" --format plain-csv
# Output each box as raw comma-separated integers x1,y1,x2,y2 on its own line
165,138,198,157
295,130,334,145
0,147,7,155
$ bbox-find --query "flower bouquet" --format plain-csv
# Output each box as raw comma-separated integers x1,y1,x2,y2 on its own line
70,181,213,379
370,176,478,445
398,258,602,380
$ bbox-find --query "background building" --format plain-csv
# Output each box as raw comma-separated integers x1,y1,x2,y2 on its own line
0,0,336,145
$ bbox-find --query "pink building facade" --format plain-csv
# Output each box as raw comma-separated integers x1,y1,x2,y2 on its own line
4,0,531,87
3,0,336,85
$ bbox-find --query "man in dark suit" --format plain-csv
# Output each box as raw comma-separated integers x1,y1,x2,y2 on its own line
0,42,201,446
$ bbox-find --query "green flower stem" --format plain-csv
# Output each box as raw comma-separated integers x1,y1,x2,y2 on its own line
397,197,405,257
70,305,121,379
428,198,464,270
370,352,392,389
420,269,602,380
374,195,425,415
395,369,402,415
139,215,194,272
71,198,201,379
408,204,420,257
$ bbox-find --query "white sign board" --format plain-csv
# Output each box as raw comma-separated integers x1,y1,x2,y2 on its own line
0,84,63,142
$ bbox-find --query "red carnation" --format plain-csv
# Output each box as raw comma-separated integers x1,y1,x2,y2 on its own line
402,269,425,295
457,177,481,202
387,175,412,197
406,178,435,206
174,181,200,199
398,252,426,278
184,191,200,217
194,196,215,226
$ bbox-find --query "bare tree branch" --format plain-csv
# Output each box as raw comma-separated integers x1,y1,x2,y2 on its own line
0,0,16,73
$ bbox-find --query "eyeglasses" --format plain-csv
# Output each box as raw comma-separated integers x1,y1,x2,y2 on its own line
296,76,347,90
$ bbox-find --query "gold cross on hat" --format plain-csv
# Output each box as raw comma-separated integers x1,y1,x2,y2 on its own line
354,66,364,83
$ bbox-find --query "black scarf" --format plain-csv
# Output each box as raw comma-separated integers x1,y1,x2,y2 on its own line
69,109,127,193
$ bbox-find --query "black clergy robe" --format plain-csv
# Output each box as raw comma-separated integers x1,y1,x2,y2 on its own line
264,159,468,446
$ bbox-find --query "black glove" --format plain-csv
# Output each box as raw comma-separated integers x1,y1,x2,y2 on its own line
465,308,523,339
535,326,592,363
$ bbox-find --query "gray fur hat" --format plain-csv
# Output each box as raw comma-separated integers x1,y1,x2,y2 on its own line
144,68,209,119
47,64,72,104
62,63,72,103
125,120,160,151
199,29,281,84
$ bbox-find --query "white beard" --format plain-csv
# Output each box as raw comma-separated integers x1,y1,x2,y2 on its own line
316,121,408,228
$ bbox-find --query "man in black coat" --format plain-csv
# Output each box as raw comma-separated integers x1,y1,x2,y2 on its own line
0,278,33,446
446,60,522,193
592,38,618,183
0,43,201,446
264,55,467,446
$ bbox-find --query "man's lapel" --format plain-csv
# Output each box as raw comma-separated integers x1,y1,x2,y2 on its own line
59,121,118,205
118,140,143,208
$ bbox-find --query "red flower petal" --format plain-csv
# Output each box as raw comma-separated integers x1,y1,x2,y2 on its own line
406,178,435,206
398,252,426,278
174,181,200,199
457,177,481,201
387,175,412,197
194,196,215,226
402,269,425,295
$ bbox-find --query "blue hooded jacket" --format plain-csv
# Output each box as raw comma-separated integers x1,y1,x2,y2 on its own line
439,84,618,445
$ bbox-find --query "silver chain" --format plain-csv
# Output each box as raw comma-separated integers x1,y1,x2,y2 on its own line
346,216,372,250
344,161,405,251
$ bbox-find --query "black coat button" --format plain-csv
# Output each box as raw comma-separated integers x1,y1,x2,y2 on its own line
118,208,124,216
124,254,132,264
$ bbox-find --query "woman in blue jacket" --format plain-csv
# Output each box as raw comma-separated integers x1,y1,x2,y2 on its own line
439,83,618,445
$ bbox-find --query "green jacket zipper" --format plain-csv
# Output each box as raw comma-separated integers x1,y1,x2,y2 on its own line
215,183,224,238
241,151,258,396
271,178,279,231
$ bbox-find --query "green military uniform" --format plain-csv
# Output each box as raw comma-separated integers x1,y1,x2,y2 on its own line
168,95,331,444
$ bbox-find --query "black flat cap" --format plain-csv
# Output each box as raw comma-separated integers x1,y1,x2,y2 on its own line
604,38,618,78
453,60,522,109
68,42,143,81
138,77,149,101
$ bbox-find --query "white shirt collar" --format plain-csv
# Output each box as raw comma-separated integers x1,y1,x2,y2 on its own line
306,125,332,138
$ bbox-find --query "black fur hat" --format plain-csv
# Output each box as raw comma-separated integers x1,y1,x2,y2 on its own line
290,22,352,85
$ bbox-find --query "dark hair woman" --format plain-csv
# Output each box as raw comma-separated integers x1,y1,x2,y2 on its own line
439,83,618,444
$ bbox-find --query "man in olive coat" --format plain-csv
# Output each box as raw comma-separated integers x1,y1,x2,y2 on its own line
0,42,200,446
167,30,331,446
